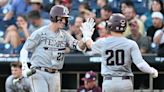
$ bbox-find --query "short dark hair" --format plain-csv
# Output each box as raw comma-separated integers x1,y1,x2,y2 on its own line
17,14,28,22
79,2,91,11
120,0,134,7
101,5,112,12
28,10,41,19
10,62,22,68
151,0,164,14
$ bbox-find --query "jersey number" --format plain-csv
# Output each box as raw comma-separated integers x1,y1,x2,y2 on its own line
57,52,64,61
105,49,125,65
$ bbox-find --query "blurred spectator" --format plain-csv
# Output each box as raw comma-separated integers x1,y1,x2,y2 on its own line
77,71,102,92
120,0,134,14
79,2,90,14
96,21,111,39
42,0,71,12
127,19,150,53
147,12,163,42
78,2,96,20
97,0,108,8
68,16,84,40
30,0,49,19
96,0,108,18
5,62,31,92
42,0,62,13
0,0,13,32
61,0,72,10
153,27,164,57
96,5,112,24
140,0,164,31
2,15,30,54
4,0,32,21
0,0,12,21
28,10,50,34
123,6,145,36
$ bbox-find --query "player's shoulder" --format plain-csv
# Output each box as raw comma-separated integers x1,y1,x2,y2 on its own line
35,25,48,32
30,25,48,35
6,75,14,80
95,37,107,43
5,75,14,84
59,29,72,38
59,29,69,34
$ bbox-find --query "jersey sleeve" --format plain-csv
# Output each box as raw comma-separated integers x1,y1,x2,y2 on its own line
91,38,104,54
23,78,32,91
131,41,146,65
23,30,41,51
5,76,14,92
65,31,79,50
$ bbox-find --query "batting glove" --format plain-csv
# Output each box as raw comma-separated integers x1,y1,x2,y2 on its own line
80,18,95,42
151,67,158,78
22,63,31,77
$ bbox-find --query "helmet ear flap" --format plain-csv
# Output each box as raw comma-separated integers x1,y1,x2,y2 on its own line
50,16,57,22
106,20,113,31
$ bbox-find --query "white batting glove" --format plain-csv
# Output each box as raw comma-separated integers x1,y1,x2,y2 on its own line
80,18,95,42
22,62,31,77
151,67,158,78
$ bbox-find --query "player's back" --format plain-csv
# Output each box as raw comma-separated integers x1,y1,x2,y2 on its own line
96,36,138,77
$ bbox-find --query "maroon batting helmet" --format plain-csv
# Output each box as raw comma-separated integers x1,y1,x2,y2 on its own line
106,13,127,32
49,5,70,22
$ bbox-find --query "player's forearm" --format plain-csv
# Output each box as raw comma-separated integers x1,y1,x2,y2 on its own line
77,40,87,51
136,61,154,74
3,11,13,21
86,39,94,49
20,47,29,64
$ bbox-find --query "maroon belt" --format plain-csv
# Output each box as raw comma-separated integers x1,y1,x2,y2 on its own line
33,67,58,73
104,76,131,80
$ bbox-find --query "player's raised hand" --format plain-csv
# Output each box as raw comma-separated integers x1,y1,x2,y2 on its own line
151,67,158,78
80,18,95,42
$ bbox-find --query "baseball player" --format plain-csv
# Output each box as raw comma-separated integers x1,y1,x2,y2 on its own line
19,5,94,92
80,13,158,92
5,62,31,92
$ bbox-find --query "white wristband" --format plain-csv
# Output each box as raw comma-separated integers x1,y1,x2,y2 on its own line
82,37,92,43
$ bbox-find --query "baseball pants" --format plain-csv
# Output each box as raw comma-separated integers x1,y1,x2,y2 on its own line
30,69,61,92
102,76,133,92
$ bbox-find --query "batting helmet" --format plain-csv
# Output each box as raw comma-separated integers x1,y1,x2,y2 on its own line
106,13,127,32
49,5,70,22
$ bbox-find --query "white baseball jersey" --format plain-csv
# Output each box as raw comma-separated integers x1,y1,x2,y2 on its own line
5,75,31,92
23,25,78,69
92,36,145,77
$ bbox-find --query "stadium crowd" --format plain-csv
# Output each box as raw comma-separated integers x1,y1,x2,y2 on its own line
0,0,163,56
